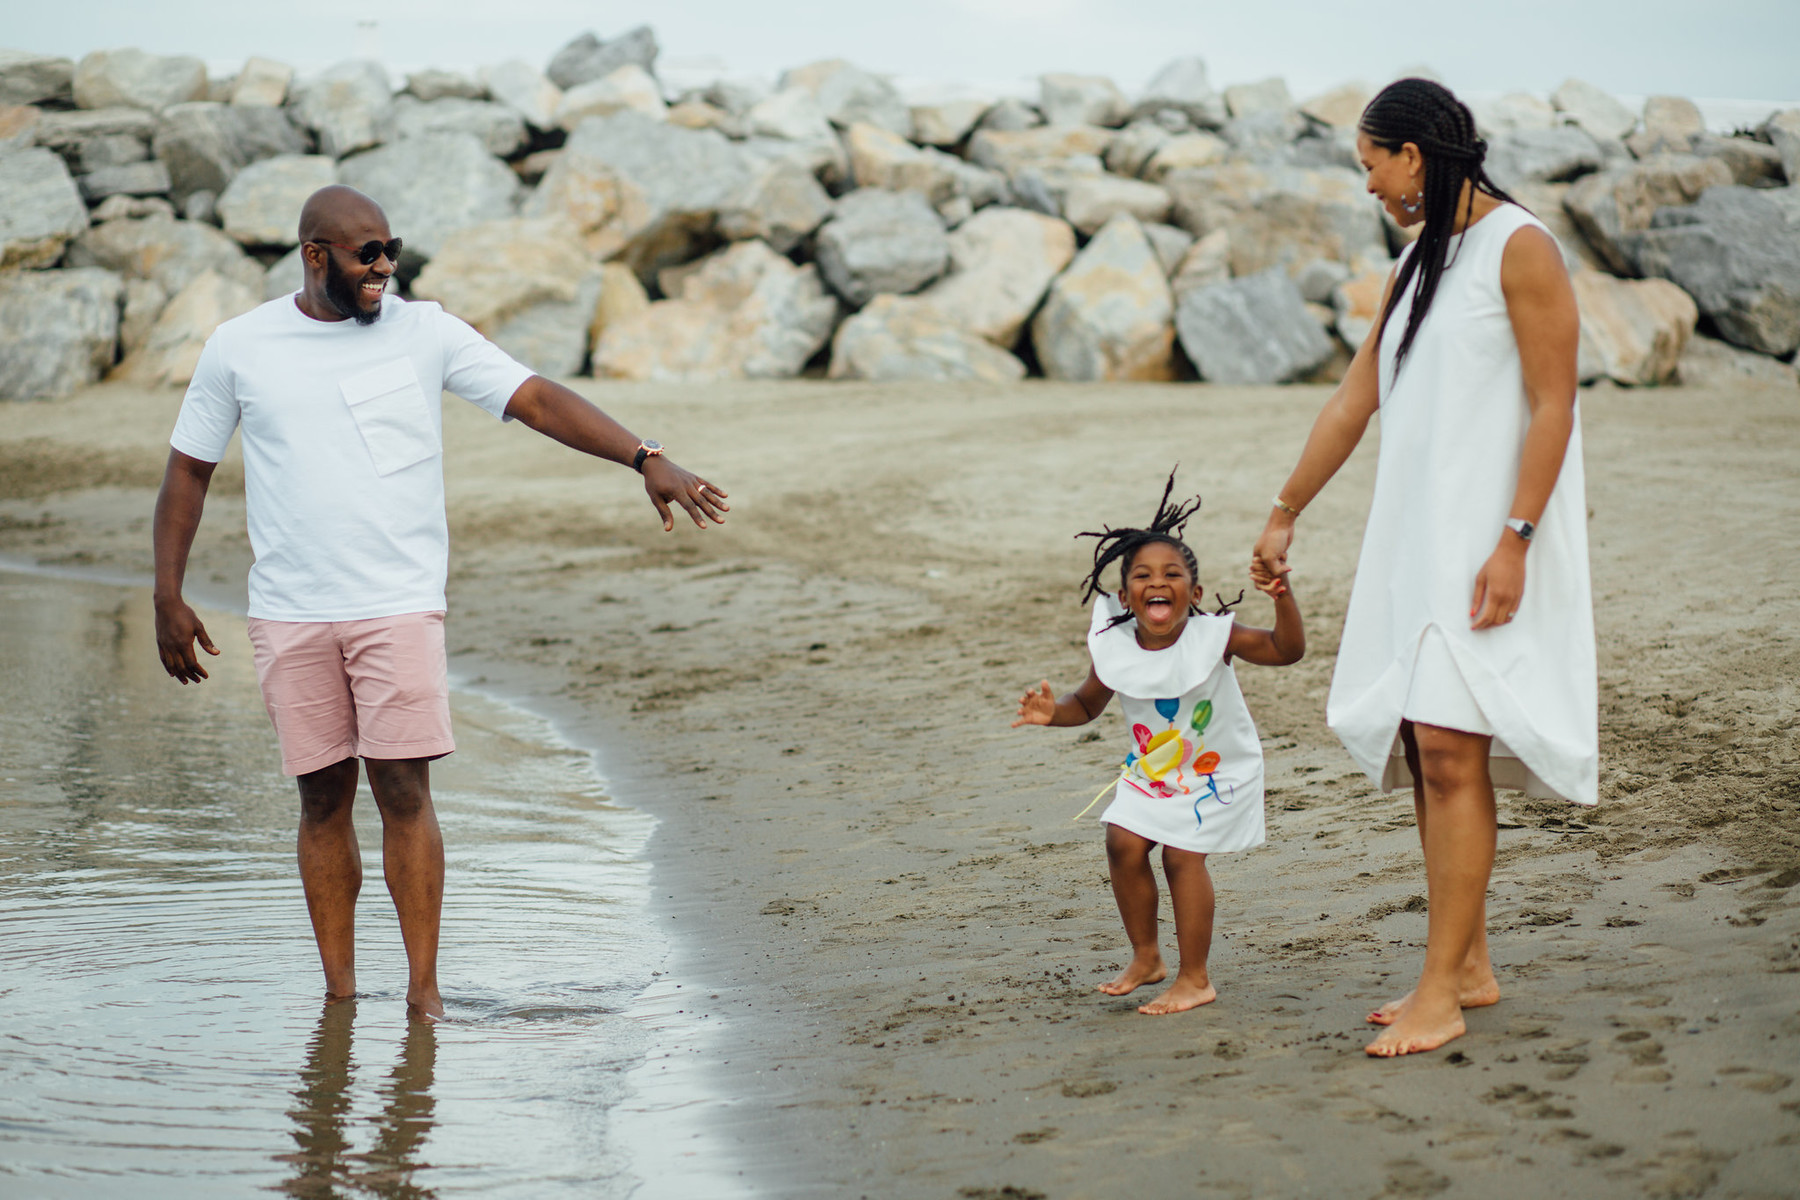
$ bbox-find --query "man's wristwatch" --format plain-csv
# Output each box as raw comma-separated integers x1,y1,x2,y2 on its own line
1504,517,1535,543
632,440,664,473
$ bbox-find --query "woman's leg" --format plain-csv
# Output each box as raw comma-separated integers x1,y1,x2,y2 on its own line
1368,723,1500,1025
1137,847,1219,1015
1098,824,1168,996
1367,723,1497,1056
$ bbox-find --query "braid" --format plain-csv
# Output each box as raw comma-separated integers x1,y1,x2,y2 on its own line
1359,78,1521,371
1076,468,1208,631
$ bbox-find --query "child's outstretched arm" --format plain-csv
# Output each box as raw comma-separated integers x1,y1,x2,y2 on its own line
1012,665,1114,728
1226,566,1306,666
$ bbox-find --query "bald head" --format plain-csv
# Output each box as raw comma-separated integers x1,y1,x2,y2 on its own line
297,185,389,246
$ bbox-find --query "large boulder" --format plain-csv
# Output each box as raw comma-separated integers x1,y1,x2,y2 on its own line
66,212,263,294
404,69,485,104
113,268,260,387
0,267,122,401
151,102,307,201
1164,162,1388,279
217,154,337,247
1563,154,1735,275
1694,134,1785,188
118,277,168,359
1625,185,1800,357
1483,126,1605,192
1570,268,1696,385
230,57,292,108
1330,266,1389,351
593,239,840,381
73,48,206,113
0,50,73,106
843,122,1003,213
1132,57,1224,128
1142,222,1196,275
555,64,666,129
1299,83,1372,129
1039,74,1128,127
744,85,835,144
978,98,1043,133
778,60,909,136
967,123,1113,176
1060,174,1171,236
263,246,303,300
910,206,1076,346
1175,268,1334,383
1678,331,1799,389
1509,182,1607,273
1626,95,1705,158
814,188,948,307
716,158,834,255
76,132,149,171
482,60,562,131
1763,110,1800,187
30,107,157,162
1105,121,1172,179
1031,214,1176,381
290,60,395,158
828,294,1026,382
78,159,171,201
909,89,991,147
1223,77,1292,119
0,104,39,153
391,95,526,157
587,261,650,349
1142,132,1228,182
0,147,89,269
1550,78,1636,144
1471,92,1557,136
546,26,659,90
336,133,520,262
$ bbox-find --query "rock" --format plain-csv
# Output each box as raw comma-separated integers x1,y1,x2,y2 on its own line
1299,83,1371,129
391,95,526,157
1060,174,1171,235
482,60,562,131
90,193,175,223
1165,162,1389,280
1330,266,1389,350
1175,268,1335,383
1221,108,1308,160
79,159,170,200
1484,126,1606,192
588,261,650,349
335,132,520,262
0,147,89,269
1170,228,1231,296
1007,157,1098,218
845,122,1003,210
716,157,835,255
911,206,1076,346
910,91,990,147
1223,78,1292,119
1509,182,1606,272
0,104,39,153
264,246,303,299
814,188,948,307
1678,331,1798,389
1763,110,1800,187
741,132,848,188
1105,121,1172,179
1626,95,1704,157
1142,222,1195,275
1142,131,1228,182
118,276,167,358
1569,267,1696,385
555,64,666,129
1133,58,1224,128
1296,257,1352,304
405,69,485,103
182,190,217,224
779,59,909,136
73,49,207,113
0,49,74,107
1625,185,1800,357
114,268,260,387
703,77,772,118
1563,154,1735,274
1470,92,1556,136
978,97,1042,132
76,133,149,171
1694,135,1785,187
546,26,659,90
593,239,840,381
230,57,292,107
1031,214,1175,381
485,264,605,377
217,154,337,246
745,85,835,143
1550,78,1635,143
667,100,730,132
152,102,307,201
31,107,158,156
291,60,395,158
66,212,263,294
828,294,1026,382
0,267,122,400
512,148,561,186
967,123,1113,175
1039,74,1129,128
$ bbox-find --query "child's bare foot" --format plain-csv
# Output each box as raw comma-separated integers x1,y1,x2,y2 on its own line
1366,990,1465,1056
1136,975,1216,1015
1097,952,1166,996
1367,969,1499,1025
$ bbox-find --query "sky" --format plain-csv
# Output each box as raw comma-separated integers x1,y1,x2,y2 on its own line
10,0,1799,110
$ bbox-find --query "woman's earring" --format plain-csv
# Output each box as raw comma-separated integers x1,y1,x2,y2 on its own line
1400,192,1423,214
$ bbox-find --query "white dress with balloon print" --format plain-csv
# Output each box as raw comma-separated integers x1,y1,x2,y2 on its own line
1088,596,1267,855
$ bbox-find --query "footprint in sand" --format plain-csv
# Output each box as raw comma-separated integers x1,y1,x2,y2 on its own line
1716,1066,1793,1093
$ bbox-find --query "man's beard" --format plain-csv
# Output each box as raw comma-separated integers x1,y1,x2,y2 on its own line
323,253,383,326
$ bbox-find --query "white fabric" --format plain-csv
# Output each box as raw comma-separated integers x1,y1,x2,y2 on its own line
170,294,535,622
1328,203,1598,806
1088,596,1267,854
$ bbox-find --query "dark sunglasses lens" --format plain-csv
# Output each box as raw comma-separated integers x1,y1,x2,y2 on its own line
358,239,403,265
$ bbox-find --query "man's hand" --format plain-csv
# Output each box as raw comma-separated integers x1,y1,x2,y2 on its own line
155,596,219,684
641,456,729,531
1470,536,1527,630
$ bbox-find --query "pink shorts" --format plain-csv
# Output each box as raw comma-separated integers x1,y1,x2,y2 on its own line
246,610,454,776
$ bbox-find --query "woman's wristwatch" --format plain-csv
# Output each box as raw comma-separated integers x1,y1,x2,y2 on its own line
632,440,664,472
1504,517,1535,542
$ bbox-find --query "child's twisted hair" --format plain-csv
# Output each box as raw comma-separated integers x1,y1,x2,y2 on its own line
1076,469,1241,631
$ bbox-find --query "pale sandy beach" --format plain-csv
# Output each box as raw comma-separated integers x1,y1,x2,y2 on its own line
1,370,1796,1197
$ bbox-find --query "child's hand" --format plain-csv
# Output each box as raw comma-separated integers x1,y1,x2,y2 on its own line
1250,556,1291,598
1012,681,1058,728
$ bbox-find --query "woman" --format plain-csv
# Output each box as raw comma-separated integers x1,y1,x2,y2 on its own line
1252,78,1596,1058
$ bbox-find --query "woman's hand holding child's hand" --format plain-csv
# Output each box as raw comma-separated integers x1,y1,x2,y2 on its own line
1249,557,1290,599
1012,681,1058,728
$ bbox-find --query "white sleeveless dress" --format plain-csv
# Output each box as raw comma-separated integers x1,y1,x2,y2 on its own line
1089,597,1267,854
1327,203,1598,806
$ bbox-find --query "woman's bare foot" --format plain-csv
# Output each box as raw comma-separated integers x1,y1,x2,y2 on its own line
407,986,444,1022
1366,992,1466,1056
1136,974,1216,1015
1097,951,1166,996
1367,969,1500,1025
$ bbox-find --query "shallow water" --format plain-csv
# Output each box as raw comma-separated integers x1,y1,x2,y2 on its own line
0,570,735,1197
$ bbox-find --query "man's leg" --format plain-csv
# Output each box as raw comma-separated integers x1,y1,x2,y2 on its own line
297,757,363,999
363,757,444,1020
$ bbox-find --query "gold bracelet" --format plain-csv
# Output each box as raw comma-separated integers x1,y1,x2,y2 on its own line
1272,496,1301,517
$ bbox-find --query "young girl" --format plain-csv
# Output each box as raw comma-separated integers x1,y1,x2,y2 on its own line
1013,474,1305,1015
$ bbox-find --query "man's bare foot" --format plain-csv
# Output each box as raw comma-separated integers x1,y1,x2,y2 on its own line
1367,970,1500,1025
1136,976,1216,1016
1366,995,1466,1057
1097,953,1166,996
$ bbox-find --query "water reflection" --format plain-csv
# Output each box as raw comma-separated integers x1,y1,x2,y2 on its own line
280,1002,438,1200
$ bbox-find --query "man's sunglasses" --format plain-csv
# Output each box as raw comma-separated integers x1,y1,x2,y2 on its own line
308,238,404,265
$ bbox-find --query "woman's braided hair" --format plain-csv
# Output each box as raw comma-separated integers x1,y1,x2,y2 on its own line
1360,78,1520,371
1076,469,1241,632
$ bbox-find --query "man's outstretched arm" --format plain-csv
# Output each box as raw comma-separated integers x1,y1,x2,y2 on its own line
503,376,729,532
153,449,220,683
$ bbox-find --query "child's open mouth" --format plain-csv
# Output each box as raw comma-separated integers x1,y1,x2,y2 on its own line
1144,596,1174,619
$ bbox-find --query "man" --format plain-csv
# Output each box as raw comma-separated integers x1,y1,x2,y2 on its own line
153,186,726,1020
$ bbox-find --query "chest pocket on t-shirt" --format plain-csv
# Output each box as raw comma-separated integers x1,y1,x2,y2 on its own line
340,359,440,476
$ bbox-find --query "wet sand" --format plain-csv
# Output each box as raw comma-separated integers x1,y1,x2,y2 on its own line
1,371,1796,1197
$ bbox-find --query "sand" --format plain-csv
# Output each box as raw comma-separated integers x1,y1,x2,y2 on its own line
2,371,1797,1198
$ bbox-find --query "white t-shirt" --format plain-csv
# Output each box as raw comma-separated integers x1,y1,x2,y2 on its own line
170,294,536,622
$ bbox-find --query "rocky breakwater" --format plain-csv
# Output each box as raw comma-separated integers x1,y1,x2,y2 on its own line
1,34,1796,401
